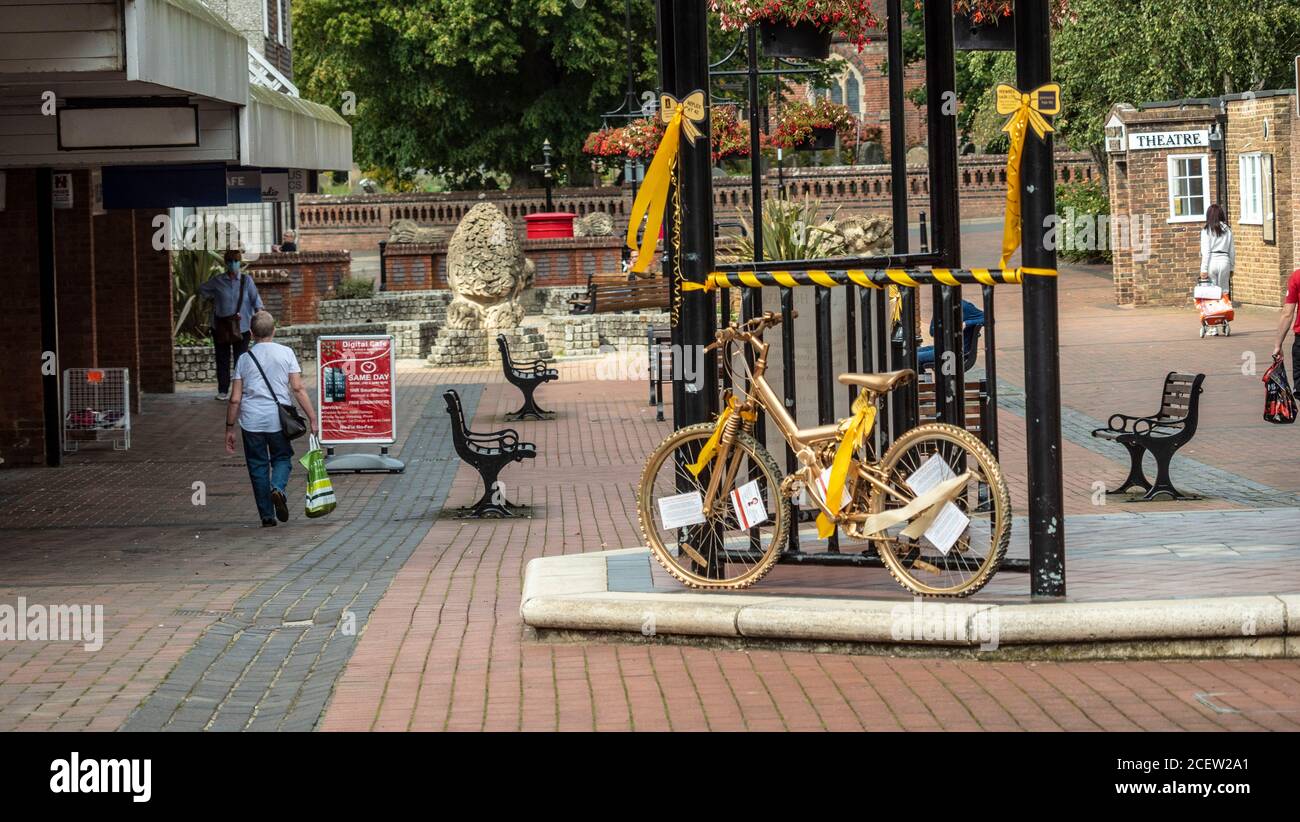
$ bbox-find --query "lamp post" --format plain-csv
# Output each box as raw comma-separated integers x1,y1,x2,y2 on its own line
532,139,555,210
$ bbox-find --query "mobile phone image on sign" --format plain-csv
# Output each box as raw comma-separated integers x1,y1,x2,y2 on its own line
729,479,768,529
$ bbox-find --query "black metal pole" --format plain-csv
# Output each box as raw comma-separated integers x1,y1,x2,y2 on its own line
37,168,61,467
1016,0,1066,597
667,0,716,430
885,0,912,445
981,284,999,457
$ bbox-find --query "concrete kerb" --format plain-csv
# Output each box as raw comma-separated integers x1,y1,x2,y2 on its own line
520,549,1300,659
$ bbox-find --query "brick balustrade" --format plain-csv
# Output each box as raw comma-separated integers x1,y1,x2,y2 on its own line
298,153,1098,252
381,235,625,292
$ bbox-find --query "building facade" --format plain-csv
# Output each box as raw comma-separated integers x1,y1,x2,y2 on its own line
1107,90,1297,307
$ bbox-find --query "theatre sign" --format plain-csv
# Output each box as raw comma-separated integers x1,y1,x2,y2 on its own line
1128,130,1210,151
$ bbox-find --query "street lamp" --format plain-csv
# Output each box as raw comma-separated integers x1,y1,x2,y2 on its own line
531,138,555,210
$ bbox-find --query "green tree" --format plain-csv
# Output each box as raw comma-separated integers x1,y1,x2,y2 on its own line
293,0,660,187
1054,0,1300,168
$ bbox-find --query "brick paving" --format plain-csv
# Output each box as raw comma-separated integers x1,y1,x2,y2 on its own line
5,223,1300,731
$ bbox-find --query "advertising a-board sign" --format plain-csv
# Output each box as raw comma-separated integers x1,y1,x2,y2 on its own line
317,335,396,445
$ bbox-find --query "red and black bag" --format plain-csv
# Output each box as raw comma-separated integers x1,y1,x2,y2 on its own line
1262,357,1297,424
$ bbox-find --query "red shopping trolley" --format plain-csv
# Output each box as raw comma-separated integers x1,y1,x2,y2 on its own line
1194,278,1234,337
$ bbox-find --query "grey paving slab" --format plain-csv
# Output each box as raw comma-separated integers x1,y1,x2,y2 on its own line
121,383,481,732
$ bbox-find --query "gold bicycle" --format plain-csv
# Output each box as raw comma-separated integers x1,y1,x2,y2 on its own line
637,310,1010,597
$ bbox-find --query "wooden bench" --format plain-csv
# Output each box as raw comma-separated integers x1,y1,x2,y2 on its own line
569,273,669,314
443,389,536,518
647,325,673,421
918,379,990,447
496,334,558,421
1090,371,1205,501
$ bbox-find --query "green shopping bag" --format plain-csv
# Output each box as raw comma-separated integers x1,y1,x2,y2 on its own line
299,434,337,518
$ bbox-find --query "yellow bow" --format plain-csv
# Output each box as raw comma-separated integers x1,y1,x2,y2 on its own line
995,82,1061,272
686,392,754,477
626,90,708,275
659,91,707,144
815,394,877,539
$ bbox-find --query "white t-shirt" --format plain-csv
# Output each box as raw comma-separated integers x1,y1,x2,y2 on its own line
233,342,302,433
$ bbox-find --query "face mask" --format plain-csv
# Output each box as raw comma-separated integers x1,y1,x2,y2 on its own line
228,261,241,274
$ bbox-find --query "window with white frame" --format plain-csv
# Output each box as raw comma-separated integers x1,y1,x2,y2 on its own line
1239,152,1263,224
263,0,270,37
1166,153,1209,222
278,0,287,45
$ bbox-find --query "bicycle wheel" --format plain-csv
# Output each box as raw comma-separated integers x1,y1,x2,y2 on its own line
867,423,1010,597
638,422,789,589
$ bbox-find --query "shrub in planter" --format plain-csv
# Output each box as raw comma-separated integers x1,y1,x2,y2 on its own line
327,277,377,301
710,0,882,53
710,105,751,163
583,107,751,167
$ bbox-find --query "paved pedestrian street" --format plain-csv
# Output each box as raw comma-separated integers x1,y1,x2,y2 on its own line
2,256,1300,732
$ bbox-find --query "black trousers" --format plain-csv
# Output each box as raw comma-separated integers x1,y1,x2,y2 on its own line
215,332,250,394
1291,337,1300,394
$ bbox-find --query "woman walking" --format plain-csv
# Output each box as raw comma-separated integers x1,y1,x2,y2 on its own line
1199,204,1235,293
224,311,317,527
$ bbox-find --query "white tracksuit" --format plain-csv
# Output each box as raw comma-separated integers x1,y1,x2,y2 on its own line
1199,224,1235,292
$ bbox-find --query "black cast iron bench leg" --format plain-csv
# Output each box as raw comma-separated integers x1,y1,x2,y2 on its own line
505,382,553,421
1106,440,1152,495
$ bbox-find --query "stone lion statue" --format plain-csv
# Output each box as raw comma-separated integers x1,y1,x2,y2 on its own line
444,203,528,330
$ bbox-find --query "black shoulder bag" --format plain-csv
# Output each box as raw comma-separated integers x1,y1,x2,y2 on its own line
247,347,309,440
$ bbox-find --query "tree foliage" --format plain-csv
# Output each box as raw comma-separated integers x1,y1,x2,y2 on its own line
293,0,660,187
1054,0,1300,159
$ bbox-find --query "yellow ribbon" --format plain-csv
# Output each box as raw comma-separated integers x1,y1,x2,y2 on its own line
685,393,754,477
996,82,1061,272
815,394,877,539
626,91,707,275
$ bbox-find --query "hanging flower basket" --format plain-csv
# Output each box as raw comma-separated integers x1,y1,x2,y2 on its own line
710,1,882,54
766,99,857,152
759,19,833,60
953,3,1015,51
802,126,838,151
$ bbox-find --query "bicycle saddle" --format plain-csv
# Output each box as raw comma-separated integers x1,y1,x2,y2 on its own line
837,369,915,393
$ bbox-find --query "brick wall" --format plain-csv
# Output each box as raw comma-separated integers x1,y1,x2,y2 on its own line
1223,95,1295,307
246,251,351,324
55,170,96,368
134,210,175,393
0,170,48,466
93,209,142,412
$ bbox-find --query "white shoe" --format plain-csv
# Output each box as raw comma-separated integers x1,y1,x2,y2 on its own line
216,392,229,401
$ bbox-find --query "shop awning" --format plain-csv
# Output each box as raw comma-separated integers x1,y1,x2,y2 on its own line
241,85,351,172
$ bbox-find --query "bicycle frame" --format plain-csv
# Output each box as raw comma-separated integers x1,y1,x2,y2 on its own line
702,322,916,528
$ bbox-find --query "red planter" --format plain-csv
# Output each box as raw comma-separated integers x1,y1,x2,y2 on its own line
524,212,575,239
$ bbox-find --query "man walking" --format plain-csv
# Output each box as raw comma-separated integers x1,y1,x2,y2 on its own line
1270,268,1300,390
224,311,317,527
200,247,263,401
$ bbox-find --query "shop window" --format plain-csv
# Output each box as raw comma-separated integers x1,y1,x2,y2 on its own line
1166,153,1208,223
1238,153,1263,225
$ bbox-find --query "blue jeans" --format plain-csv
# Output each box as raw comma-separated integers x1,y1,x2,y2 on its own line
242,430,293,521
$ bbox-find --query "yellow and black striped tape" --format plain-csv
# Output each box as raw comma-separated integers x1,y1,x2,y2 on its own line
684,266,1057,292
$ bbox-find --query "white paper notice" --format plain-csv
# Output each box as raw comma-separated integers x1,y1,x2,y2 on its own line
904,455,971,555
729,479,768,529
658,491,706,529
